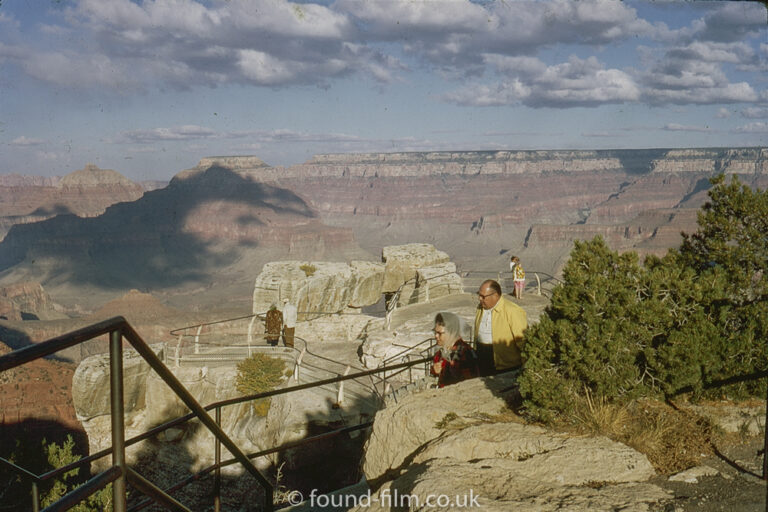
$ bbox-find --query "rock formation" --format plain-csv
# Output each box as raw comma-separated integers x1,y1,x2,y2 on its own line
0,165,367,311
0,164,145,240
71,345,265,472
0,281,63,321
359,373,669,511
251,244,464,315
179,147,765,279
381,243,450,293
252,261,385,315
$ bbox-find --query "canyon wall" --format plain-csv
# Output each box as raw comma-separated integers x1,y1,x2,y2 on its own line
0,164,146,240
186,147,766,273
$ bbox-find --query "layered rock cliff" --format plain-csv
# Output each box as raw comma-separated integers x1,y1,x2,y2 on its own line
0,164,145,240
0,165,366,311
180,147,765,275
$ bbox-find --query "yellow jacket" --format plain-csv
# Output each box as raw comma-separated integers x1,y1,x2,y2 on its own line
474,296,527,369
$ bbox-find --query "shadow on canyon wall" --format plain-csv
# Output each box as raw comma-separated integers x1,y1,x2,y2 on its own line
0,323,32,350
0,166,316,291
610,148,669,176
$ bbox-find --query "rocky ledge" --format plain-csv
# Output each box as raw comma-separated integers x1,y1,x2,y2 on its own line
355,373,669,512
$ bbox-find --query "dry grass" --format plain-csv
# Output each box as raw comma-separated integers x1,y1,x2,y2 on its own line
563,390,718,474
571,387,630,436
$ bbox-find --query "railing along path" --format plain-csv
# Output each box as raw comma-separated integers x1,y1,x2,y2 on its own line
0,317,430,512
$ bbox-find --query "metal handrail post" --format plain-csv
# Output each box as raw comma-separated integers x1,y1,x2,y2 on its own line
214,406,222,512
336,366,351,406
120,323,274,511
175,334,183,367
109,329,127,512
32,481,40,512
194,325,203,355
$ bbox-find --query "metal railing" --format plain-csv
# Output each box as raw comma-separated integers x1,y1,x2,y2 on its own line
0,317,431,511
167,317,388,405
460,268,562,298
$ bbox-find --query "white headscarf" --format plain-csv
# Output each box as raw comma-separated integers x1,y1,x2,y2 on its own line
434,312,466,348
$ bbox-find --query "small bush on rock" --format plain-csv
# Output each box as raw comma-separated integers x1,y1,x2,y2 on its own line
299,263,316,277
236,353,287,416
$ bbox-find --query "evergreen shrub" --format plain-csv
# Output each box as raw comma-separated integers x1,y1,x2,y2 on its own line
519,176,768,422
236,353,287,416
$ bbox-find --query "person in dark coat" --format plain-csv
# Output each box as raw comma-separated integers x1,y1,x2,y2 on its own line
430,312,479,388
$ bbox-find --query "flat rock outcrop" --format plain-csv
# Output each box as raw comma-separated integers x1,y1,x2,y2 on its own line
252,244,463,315
359,374,668,511
382,244,450,293
252,260,386,315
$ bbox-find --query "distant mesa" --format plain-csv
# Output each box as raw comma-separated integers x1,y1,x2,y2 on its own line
0,163,146,241
59,163,142,188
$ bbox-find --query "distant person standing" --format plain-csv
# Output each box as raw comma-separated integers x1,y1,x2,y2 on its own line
265,303,282,347
282,298,297,348
474,280,527,376
511,256,525,299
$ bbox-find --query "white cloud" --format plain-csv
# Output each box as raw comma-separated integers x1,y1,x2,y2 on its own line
716,108,731,118
335,0,488,36
10,136,46,146
121,125,219,143
741,107,768,119
443,56,638,108
641,55,758,105
663,123,711,133
734,122,768,134
685,2,766,44
0,0,763,114
666,41,754,65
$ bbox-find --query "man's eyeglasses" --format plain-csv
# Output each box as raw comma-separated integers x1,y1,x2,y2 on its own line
477,291,498,299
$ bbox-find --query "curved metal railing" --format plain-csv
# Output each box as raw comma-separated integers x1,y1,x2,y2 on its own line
0,316,272,512
168,317,386,404
0,317,431,511
460,268,562,298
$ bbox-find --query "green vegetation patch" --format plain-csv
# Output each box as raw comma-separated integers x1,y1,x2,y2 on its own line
299,263,317,277
236,353,287,417
519,175,768,423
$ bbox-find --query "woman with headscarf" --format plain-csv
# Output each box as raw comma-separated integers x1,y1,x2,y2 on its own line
430,312,479,388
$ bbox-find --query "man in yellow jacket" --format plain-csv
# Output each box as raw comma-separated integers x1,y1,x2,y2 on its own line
474,280,527,375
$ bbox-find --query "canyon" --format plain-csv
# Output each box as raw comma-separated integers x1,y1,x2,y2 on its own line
0,147,766,315
1,146,766,510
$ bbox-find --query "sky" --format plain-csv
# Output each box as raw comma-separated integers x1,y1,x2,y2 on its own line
0,0,767,182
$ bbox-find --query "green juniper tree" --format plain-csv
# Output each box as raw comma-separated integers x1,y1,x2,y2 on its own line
519,175,768,421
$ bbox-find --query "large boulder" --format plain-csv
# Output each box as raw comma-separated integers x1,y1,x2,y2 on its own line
381,244,450,293
72,345,159,419
359,318,433,370
399,262,464,305
252,261,385,315
72,347,265,472
358,374,666,512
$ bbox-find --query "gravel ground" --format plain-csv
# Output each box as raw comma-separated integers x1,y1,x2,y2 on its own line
653,435,766,512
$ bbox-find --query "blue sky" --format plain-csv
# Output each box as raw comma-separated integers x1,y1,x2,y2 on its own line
1,0,766,181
